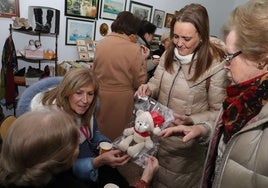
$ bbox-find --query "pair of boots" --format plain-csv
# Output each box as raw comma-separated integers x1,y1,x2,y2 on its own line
33,8,54,33
12,17,32,31
26,66,50,78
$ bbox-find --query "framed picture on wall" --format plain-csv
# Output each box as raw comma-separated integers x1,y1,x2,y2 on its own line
65,18,95,45
0,0,20,18
164,13,174,28
65,0,99,19
152,9,165,28
100,0,127,20
129,1,153,21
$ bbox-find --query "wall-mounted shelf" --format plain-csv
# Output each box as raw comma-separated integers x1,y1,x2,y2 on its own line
9,24,58,75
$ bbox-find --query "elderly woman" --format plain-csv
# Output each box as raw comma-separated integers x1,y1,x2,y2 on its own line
159,0,268,187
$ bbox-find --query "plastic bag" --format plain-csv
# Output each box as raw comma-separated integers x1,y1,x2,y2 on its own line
113,96,174,167
134,95,174,130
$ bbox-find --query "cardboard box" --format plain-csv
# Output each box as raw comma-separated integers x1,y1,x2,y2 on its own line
25,49,44,59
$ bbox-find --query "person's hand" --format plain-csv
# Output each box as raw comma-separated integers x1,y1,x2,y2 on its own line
172,113,194,125
141,156,159,183
158,124,208,143
135,84,152,97
140,45,150,60
93,149,131,168
152,57,160,66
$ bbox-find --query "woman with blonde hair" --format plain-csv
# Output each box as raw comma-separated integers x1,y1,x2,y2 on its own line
30,68,130,187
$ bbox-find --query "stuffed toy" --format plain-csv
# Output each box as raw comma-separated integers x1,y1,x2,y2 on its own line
117,110,164,157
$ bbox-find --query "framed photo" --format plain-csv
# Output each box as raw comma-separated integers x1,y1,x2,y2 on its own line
87,40,94,50
129,1,152,21
152,9,165,28
76,39,86,45
164,13,174,28
77,46,88,52
88,51,94,59
79,52,89,60
0,0,20,18
100,0,126,20
65,0,99,19
65,18,95,45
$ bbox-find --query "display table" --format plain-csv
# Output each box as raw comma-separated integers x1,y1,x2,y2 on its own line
57,61,93,76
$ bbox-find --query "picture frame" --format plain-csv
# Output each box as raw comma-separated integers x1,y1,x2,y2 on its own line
100,0,126,20
76,39,86,45
65,18,95,45
129,1,152,21
152,9,165,28
65,0,99,19
77,46,88,53
79,52,89,60
164,13,174,28
0,0,20,18
151,34,161,51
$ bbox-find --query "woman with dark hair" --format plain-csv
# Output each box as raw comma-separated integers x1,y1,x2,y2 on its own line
160,0,268,187
136,20,158,80
94,11,147,141
136,3,227,188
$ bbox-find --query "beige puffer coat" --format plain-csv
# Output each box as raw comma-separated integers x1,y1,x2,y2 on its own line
201,103,268,188
149,52,228,188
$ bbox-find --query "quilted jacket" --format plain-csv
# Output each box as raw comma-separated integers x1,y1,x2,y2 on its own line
201,103,268,188
149,52,227,188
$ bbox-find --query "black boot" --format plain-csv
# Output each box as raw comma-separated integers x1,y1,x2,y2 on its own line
42,9,54,33
33,8,43,32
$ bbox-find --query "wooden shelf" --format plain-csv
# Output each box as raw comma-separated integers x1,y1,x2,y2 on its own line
12,28,57,37
17,56,57,62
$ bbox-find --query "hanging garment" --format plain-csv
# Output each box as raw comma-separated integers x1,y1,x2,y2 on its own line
0,35,18,109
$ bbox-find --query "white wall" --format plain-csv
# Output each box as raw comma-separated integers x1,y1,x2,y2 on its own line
0,0,247,65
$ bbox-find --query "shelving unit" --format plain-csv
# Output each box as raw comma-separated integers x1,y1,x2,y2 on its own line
9,24,58,77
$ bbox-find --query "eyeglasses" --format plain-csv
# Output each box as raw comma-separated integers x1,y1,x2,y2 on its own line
224,51,242,65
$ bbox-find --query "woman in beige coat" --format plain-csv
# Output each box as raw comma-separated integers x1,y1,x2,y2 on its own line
160,1,268,187
94,11,147,141
136,4,227,188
